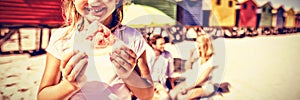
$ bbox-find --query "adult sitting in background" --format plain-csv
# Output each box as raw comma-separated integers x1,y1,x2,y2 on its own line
169,33,230,100
148,34,176,100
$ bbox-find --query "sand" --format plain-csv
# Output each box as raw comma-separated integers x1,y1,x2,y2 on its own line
1,33,300,100
213,33,300,100
0,54,46,100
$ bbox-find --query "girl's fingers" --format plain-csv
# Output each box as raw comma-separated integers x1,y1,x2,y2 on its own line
114,53,133,71
110,57,127,74
60,50,79,70
115,46,137,65
111,49,136,71
111,52,131,70
63,52,87,78
120,46,137,60
67,58,88,81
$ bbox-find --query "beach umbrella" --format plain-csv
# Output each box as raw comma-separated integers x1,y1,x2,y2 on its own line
122,3,176,28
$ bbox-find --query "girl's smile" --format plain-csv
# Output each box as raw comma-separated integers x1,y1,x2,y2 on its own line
74,0,118,23
85,6,107,16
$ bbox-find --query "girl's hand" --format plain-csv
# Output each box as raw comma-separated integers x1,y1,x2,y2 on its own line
110,46,137,79
60,51,88,85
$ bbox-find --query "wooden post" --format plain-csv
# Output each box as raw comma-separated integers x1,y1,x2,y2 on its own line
39,27,43,51
35,28,39,51
17,29,23,53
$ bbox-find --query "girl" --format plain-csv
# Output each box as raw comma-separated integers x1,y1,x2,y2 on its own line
37,0,154,99
169,33,219,99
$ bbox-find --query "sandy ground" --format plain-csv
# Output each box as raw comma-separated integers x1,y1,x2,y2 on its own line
1,33,300,100
213,33,300,100
0,54,46,100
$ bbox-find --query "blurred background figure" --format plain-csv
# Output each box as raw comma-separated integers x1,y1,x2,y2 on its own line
169,33,230,100
148,34,176,100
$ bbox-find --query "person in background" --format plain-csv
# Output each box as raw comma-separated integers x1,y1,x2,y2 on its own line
148,34,176,100
169,33,230,99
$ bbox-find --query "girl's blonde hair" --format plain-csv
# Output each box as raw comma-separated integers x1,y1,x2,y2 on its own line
61,0,124,38
197,33,214,64
61,0,79,35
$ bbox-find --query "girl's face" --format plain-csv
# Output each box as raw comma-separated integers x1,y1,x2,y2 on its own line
74,0,119,23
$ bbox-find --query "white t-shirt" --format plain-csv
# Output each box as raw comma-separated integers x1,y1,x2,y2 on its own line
149,51,174,91
46,25,148,100
181,46,216,87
